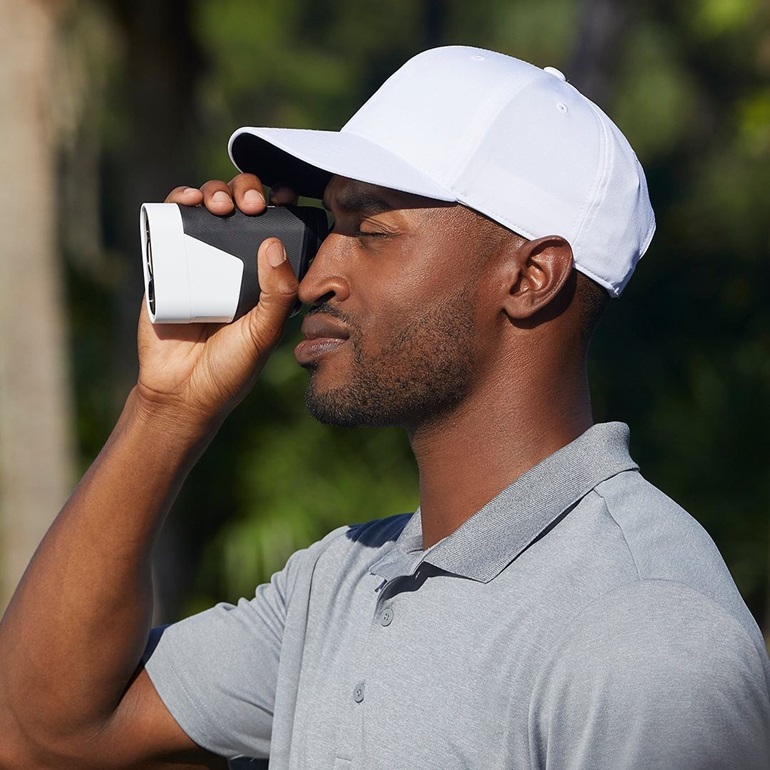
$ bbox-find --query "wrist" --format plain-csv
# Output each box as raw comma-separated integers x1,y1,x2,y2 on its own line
123,386,224,454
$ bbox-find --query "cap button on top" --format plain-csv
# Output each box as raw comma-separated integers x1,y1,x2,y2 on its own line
544,66,567,82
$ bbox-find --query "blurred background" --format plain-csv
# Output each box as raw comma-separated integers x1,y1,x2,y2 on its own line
1,0,769,643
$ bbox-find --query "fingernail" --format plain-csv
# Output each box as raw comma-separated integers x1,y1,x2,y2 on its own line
183,187,198,194
213,190,230,204
244,189,265,206
266,241,287,267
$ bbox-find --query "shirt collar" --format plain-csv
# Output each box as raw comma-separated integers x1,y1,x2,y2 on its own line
372,422,638,584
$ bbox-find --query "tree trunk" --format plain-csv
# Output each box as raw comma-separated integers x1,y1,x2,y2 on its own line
0,0,75,611
567,0,634,106
108,0,205,621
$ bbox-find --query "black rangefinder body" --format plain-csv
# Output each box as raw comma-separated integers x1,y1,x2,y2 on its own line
140,204,327,324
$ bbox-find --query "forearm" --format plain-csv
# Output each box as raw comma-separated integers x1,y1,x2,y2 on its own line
0,387,217,745
0,175,298,767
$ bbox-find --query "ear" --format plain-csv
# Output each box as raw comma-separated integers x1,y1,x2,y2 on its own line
501,235,574,320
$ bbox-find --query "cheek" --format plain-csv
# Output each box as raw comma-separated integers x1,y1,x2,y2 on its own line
346,235,488,351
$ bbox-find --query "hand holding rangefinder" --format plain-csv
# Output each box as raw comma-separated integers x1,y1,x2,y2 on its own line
140,203,327,324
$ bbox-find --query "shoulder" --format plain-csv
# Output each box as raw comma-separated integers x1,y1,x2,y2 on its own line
595,469,705,524
529,579,770,769
539,579,769,677
290,511,412,565
273,512,412,591
586,470,764,639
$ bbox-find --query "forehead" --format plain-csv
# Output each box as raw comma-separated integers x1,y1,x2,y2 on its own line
322,177,453,216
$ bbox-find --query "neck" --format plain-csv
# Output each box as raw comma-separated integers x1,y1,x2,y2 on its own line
409,355,593,549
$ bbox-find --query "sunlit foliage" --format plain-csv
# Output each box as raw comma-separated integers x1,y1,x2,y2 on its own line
59,0,770,631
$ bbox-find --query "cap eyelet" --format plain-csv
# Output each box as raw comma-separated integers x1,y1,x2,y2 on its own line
556,102,568,113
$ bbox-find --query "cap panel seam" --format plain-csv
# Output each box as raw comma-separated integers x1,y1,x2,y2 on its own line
568,99,612,279
443,68,543,186
450,71,573,236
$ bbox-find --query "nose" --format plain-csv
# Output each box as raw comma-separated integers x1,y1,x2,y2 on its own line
298,232,351,307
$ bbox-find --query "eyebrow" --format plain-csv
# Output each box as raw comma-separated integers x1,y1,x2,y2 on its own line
322,188,394,216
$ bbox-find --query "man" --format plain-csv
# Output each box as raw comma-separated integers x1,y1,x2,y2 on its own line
1,46,768,770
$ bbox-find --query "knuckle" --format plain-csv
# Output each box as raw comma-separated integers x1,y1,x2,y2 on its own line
164,185,190,202
264,272,300,301
201,179,228,195
231,172,260,186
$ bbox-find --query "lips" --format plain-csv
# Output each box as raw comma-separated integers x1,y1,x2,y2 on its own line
294,313,351,366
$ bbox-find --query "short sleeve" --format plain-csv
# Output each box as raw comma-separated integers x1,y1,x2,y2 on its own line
528,580,770,770
144,542,321,759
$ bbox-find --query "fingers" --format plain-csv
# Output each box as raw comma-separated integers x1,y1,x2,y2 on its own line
242,237,300,350
164,175,298,217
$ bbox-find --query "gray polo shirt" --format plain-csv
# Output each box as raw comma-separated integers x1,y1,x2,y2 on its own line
145,422,770,768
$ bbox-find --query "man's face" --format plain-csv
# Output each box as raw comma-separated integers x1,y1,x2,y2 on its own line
294,177,497,432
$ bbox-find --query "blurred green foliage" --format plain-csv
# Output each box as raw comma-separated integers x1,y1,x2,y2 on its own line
61,0,770,629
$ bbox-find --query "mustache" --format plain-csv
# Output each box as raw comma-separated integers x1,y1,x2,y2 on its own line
306,302,353,326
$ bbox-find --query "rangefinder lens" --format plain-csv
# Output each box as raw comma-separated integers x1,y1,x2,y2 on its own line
145,216,156,315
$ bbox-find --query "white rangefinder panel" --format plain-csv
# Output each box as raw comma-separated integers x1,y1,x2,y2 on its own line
140,203,244,324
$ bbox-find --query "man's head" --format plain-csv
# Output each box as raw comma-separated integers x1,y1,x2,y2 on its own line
228,46,653,430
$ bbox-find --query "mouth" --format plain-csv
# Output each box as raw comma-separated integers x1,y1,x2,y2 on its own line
294,313,351,367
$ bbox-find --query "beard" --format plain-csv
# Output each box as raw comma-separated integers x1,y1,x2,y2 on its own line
303,291,478,431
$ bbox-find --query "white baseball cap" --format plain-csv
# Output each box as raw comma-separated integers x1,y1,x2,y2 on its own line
229,46,655,296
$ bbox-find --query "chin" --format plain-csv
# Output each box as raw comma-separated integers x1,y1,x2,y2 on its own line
303,376,389,429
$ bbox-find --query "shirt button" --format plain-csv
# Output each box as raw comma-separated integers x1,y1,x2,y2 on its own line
379,606,394,626
353,682,365,703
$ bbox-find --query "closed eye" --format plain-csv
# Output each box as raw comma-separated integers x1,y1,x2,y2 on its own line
328,219,393,239
354,230,391,238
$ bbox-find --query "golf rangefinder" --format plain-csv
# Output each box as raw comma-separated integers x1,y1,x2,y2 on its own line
140,203,328,324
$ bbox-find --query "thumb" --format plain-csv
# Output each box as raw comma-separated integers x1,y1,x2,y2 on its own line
245,237,300,350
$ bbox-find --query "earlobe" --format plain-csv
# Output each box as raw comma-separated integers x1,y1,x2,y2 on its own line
501,236,574,321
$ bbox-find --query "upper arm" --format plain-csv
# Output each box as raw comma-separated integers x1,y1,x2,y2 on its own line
4,547,306,770
528,581,770,770
100,537,322,768
102,667,229,769
135,540,320,761
0,666,226,770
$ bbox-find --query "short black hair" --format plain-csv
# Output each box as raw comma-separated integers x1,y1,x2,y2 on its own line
575,272,610,347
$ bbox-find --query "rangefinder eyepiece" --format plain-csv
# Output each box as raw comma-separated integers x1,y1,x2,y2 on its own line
139,203,327,324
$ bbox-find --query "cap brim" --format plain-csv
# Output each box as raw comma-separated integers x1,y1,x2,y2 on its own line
229,127,455,202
